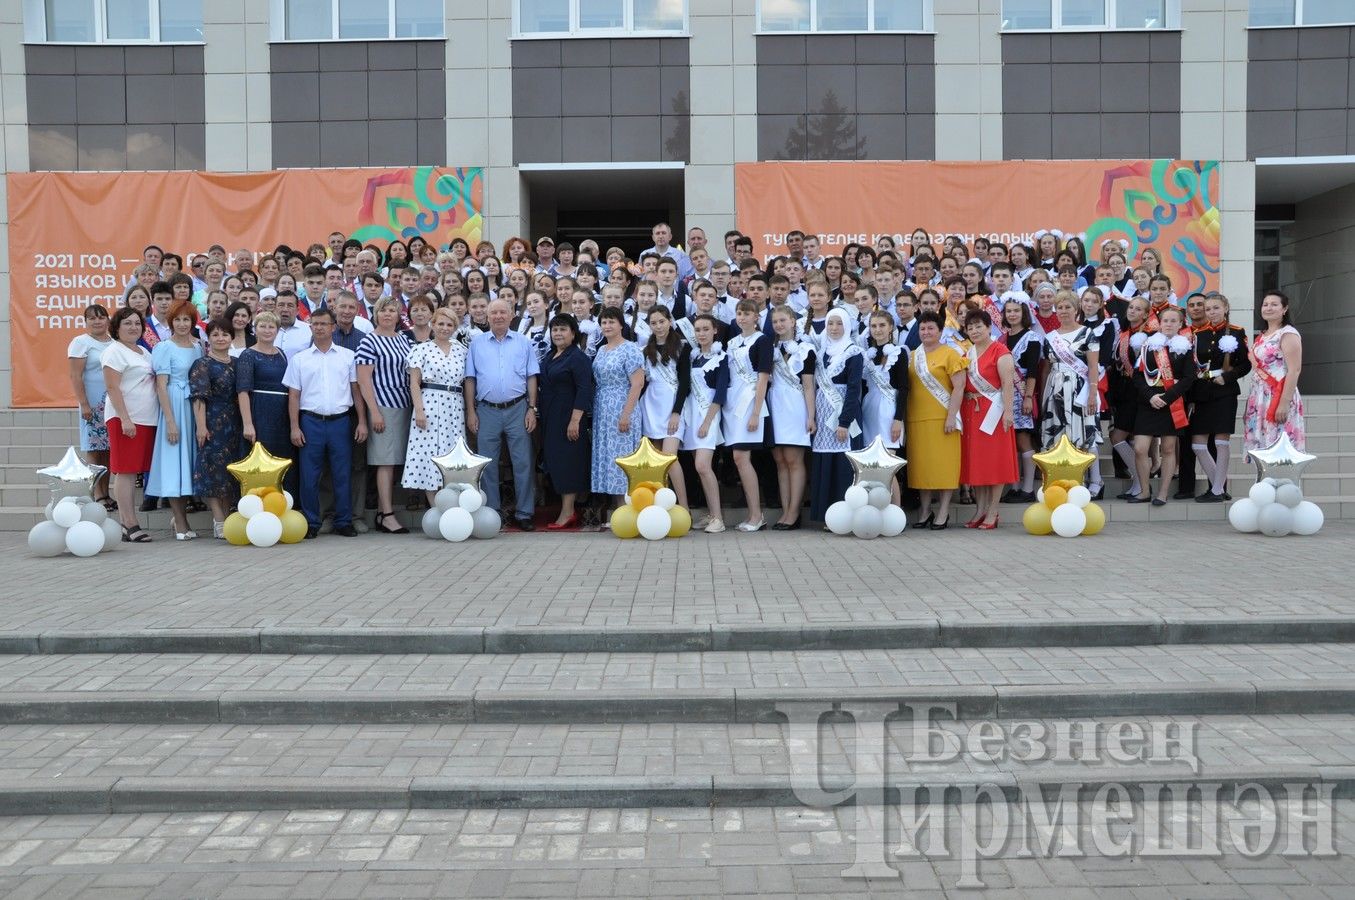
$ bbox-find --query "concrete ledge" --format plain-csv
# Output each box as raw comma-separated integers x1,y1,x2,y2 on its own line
1162,616,1355,644
109,777,413,813
995,683,1259,718
414,776,714,809
0,635,41,653
939,618,1166,648
483,625,710,654
736,687,999,723
471,690,737,723
38,630,260,654
0,777,116,815
1254,681,1355,714
219,692,474,724
259,628,484,655
0,692,220,724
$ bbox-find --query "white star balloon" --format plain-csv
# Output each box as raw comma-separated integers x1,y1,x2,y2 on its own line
845,437,906,490
1249,432,1317,488
432,437,493,490
37,446,106,503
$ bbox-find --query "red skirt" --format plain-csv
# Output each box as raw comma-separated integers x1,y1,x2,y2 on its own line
107,418,156,474
959,397,1019,486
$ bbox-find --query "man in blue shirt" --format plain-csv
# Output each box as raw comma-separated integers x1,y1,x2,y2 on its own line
464,298,541,530
642,222,693,280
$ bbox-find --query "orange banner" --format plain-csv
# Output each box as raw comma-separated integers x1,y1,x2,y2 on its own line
7,167,484,408
735,158,1219,292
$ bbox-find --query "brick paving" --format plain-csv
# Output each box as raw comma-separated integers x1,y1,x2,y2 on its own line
0,523,1351,632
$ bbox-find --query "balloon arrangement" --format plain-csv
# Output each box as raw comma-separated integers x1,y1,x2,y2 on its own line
419,438,502,542
824,438,909,538
1228,434,1324,537
1022,436,1107,537
609,438,692,540
222,443,308,546
26,448,122,557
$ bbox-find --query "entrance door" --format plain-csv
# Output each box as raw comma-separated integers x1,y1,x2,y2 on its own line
522,166,685,260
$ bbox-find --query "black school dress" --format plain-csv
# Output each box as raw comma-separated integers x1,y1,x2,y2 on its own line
1189,323,1251,435
1132,337,1198,437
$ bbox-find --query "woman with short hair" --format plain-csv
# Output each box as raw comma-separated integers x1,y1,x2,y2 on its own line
102,307,160,541
356,297,414,533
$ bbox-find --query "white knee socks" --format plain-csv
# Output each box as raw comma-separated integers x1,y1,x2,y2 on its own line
1020,451,1036,493
1192,443,1217,489
1113,441,1138,493
1211,440,1231,495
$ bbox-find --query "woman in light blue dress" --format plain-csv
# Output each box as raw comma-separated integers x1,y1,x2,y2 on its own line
66,303,114,508
590,308,645,502
147,300,203,540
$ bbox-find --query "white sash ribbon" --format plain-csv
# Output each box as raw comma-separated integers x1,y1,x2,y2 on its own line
690,344,724,416
647,357,679,392
816,344,863,438
774,339,812,389
966,345,1005,435
912,346,960,432
675,317,696,348
728,332,763,423
865,344,900,406
1047,329,1090,409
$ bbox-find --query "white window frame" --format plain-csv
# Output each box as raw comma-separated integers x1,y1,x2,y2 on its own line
513,0,689,39
22,0,203,44
1000,0,1181,31
269,0,446,42
755,0,934,34
1247,0,1355,28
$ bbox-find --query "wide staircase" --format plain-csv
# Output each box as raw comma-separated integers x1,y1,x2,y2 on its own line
2,397,1353,530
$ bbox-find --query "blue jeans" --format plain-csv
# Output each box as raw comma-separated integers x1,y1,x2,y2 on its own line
476,398,535,521
300,413,353,529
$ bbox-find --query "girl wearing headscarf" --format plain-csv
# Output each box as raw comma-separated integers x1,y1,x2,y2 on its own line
809,308,865,524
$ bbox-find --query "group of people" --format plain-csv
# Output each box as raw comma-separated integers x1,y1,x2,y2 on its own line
65,224,1305,542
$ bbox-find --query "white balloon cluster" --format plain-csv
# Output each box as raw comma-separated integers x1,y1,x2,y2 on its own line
824,484,907,539
1228,478,1324,538
421,485,501,542
27,497,122,557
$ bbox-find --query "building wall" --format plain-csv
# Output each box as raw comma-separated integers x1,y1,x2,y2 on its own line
754,34,935,160
270,41,447,167
1001,32,1181,159
25,45,206,170
510,38,690,164
1247,26,1355,159
1280,181,1355,394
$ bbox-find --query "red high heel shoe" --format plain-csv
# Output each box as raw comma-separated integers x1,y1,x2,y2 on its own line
964,517,983,528
546,514,580,531
977,517,999,530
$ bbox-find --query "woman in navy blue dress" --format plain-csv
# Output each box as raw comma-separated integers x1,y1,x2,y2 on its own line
235,311,296,495
540,314,594,529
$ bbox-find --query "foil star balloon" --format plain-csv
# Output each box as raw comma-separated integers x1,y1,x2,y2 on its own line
1033,435,1097,488
615,437,677,494
1249,432,1316,488
433,437,493,489
38,446,107,502
226,442,293,495
846,437,906,489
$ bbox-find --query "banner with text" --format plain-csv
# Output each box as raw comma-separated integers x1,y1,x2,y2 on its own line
735,158,1220,293
7,167,484,408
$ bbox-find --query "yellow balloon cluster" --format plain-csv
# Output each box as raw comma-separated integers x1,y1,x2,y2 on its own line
224,484,308,547
609,480,692,540
1022,437,1106,537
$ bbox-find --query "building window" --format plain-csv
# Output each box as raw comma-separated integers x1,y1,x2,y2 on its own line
1250,0,1355,26
26,0,202,42
516,0,687,36
278,0,444,40
1001,0,1176,30
757,0,931,32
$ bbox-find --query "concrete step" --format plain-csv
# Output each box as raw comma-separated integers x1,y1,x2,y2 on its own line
0,644,1353,723
0,712,1344,814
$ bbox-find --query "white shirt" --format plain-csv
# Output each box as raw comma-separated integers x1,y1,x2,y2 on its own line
786,287,808,313
148,314,172,342
282,343,357,415
276,320,313,359
101,342,158,425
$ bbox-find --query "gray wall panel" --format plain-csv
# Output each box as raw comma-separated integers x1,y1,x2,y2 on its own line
1247,26,1355,158
25,45,205,170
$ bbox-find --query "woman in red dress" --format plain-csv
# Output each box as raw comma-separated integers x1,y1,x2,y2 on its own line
960,309,1019,529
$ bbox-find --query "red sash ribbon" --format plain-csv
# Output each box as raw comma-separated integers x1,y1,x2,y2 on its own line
1155,347,1190,430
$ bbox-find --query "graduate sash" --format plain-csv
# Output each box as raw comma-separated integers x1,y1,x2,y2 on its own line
816,344,863,438
774,339,812,390
727,332,764,423
690,344,725,417
966,345,1005,435
912,346,960,432
865,344,901,406
1047,328,1091,411
1139,342,1190,430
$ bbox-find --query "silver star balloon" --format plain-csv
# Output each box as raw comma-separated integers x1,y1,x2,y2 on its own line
845,437,906,490
1249,432,1317,488
432,437,493,490
37,446,106,503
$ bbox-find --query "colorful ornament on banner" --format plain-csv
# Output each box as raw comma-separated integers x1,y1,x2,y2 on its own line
824,438,909,539
223,442,306,547
1228,434,1324,538
420,438,501,542
1023,436,1106,537
27,447,120,557
610,438,691,540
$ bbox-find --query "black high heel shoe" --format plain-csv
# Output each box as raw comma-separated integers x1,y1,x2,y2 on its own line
911,513,934,530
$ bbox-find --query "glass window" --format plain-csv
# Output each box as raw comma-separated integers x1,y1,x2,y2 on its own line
1115,0,1163,27
105,0,150,39
287,0,332,39
339,0,387,38
874,0,924,30
816,0,868,30
1002,0,1052,29
395,0,442,35
1305,0,1355,25
1249,0,1294,25
579,0,624,28
1061,0,1103,27
44,0,96,41
521,0,569,31
159,0,202,40
759,0,810,30
633,0,683,30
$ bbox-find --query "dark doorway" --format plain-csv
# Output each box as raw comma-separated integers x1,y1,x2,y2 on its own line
522,167,685,260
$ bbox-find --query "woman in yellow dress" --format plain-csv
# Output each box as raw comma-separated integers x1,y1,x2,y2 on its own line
906,310,967,530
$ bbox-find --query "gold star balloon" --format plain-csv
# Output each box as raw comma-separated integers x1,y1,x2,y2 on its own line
615,437,677,494
1248,432,1317,488
432,437,494,490
226,442,293,495
37,446,107,502
846,437,906,489
1032,435,1097,489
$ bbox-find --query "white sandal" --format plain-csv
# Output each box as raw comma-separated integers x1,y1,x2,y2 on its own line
175,530,198,541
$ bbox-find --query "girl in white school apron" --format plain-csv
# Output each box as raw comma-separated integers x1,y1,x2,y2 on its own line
768,305,816,530
809,308,865,523
860,309,909,506
682,314,729,534
640,305,692,508
723,299,773,533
